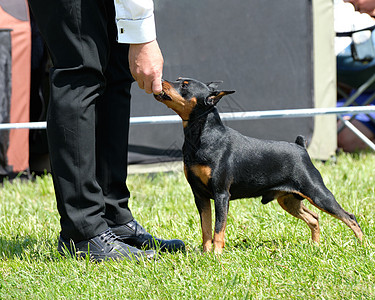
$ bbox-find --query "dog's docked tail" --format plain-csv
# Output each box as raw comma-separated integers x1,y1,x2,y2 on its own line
295,135,307,148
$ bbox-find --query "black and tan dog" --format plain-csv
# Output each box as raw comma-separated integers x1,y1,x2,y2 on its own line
154,78,363,254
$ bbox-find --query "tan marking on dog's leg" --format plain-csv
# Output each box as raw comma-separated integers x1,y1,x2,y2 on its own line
332,213,364,242
201,204,213,252
277,194,320,243
213,224,226,254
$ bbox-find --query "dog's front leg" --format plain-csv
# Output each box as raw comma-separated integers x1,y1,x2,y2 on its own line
213,191,230,254
194,194,212,252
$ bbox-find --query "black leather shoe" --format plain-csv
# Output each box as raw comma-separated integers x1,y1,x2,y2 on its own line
57,228,156,262
111,220,185,253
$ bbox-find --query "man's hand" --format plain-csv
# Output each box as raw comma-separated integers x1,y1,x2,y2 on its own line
345,0,375,16
129,40,164,94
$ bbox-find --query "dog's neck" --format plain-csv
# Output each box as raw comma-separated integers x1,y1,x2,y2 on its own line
184,106,223,132
182,107,225,160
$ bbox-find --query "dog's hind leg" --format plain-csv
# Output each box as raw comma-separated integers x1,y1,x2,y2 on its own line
302,188,363,242
277,194,320,243
194,194,213,252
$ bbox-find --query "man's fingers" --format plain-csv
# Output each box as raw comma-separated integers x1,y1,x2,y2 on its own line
152,79,163,95
134,76,162,94
144,80,153,94
136,76,162,94
137,80,144,90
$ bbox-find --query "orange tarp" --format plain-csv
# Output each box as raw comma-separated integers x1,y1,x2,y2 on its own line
0,2,31,173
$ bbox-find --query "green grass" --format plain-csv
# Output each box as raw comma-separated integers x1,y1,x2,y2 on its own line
1,152,375,299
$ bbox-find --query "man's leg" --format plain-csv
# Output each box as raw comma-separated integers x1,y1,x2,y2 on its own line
28,0,113,242
96,2,134,226
95,5,184,252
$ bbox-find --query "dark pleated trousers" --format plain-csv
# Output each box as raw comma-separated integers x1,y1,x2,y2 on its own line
28,0,134,241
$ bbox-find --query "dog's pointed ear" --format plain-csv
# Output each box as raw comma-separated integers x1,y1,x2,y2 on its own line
204,90,235,106
206,81,223,90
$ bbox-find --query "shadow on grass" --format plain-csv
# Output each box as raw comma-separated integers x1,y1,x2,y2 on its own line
231,238,283,251
0,235,56,260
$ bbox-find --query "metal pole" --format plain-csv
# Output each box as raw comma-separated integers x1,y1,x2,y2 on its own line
1,106,375,129
129,106,375,125
338,115,375,151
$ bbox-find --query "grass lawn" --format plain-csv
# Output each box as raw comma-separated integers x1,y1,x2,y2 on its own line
0,152,374,299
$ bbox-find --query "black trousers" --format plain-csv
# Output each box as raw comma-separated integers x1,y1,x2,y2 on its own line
28,0,134,242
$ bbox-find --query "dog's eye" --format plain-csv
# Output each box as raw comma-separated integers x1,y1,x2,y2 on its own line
181,81,189,89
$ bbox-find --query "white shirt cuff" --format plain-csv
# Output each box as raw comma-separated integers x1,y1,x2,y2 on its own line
116,14,156,44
